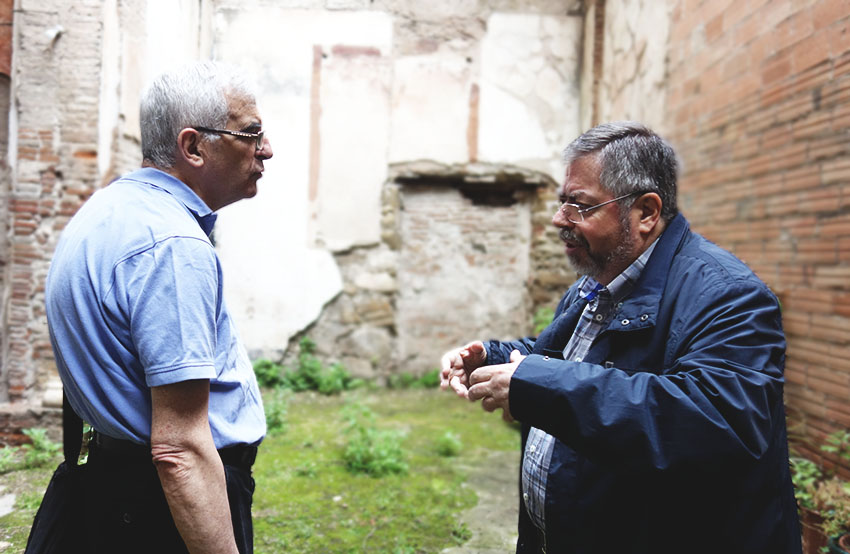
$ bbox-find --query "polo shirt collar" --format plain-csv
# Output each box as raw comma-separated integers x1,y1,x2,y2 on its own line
124,167,218,236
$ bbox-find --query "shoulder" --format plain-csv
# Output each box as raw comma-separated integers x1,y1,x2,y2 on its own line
670,230,775,303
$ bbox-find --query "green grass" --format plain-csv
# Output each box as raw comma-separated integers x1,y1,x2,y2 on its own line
253,388,518,552
0,464,54,548
0,388,519,553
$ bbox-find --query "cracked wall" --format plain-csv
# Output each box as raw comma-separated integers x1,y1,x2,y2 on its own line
1,0,583,409
211,1,583,376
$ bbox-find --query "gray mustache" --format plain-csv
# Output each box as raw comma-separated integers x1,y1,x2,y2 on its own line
559,228,588,247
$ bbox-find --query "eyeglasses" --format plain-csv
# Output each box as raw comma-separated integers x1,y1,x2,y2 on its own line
559,191,646,223
193,126,264,150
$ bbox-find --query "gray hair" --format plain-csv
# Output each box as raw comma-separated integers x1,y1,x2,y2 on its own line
140,61,256,168
563,121,679,222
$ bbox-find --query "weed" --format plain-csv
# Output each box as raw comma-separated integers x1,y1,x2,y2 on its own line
416,368,441,388
533,306,555,334
253,358,285,388
435,431,462,457
341,402,407,477
791,456,822,509
278,338,359,395
822,430,850,464
21,429,60,469
0,446,20,474
451,521,473,544
387,368,441,389
15,491,43,512
265,389,290,436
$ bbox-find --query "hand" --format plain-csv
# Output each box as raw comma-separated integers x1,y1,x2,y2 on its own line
467,349,525,422
439,341,487,397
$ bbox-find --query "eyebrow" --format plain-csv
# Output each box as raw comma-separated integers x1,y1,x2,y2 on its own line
559,191,594,204
240,121,262,133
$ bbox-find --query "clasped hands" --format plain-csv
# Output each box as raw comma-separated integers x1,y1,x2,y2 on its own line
439,341,525,422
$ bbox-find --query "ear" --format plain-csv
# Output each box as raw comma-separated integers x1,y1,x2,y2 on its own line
176,128,205,168
634,192,663,235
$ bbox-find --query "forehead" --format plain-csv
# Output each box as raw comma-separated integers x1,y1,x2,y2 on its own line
226,92,260,125
562,154,602,197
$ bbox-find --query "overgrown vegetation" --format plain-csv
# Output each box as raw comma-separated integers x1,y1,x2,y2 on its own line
533,306,555,334
251,388,519,552
791,429,850,541
341,401,407,477
0,428,62,475
253,338,362,395
0,389,519,552
435,431,463,457
386,368,441,390
264,388,290,437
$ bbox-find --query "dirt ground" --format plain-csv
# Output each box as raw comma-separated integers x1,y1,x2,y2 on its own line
442,449,520,553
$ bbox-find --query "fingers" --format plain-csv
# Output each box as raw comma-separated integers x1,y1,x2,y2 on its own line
439,348,463,390
463,341,487,366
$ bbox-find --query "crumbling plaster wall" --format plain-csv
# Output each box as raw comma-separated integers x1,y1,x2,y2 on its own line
0,0,207,405
592,0,672,132
210,0,583,377
1,0,584,408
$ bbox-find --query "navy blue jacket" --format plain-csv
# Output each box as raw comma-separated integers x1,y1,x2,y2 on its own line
487,214,801,554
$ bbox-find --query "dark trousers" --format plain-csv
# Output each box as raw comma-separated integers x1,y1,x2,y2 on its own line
84,441,256,554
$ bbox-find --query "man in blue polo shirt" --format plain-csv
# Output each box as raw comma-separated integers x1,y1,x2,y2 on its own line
42,61,272,553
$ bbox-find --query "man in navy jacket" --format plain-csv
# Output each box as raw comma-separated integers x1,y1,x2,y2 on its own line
440,122,801,553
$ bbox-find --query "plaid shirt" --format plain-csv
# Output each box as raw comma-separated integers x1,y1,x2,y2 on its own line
521,240,658,532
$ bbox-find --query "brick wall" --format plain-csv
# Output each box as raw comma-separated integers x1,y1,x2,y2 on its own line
0,0,11,400
662,0,850,471
3,1,104,402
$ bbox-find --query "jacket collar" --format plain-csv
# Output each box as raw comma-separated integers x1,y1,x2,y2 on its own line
616,213,690,325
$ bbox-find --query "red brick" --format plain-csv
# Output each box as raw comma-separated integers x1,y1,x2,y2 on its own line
821,157,850,184
795,237,837,263
819,214,850,237
792,26,832,72
813,0,850,31
811,313,850,343
774,7,815,55
706,14,724,42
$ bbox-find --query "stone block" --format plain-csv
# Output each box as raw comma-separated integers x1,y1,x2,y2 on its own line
354,271,396,292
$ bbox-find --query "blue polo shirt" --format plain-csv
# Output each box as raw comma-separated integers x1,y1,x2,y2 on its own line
45,168,266,448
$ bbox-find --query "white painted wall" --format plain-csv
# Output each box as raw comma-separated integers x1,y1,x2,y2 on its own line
204,6,583,356
112,4,583,357
210,9,398,354
479,13,582,179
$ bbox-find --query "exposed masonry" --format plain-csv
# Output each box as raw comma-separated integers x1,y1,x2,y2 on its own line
0,0,582,440
282,161,571,381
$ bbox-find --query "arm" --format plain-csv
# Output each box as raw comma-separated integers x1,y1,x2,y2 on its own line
439,336,538,397
510,279,786,472
151,379,238,554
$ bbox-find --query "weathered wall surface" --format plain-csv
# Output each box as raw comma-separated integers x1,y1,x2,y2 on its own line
0,0,206,405
0,0,581,406
211,1,582,376
592,0,850,469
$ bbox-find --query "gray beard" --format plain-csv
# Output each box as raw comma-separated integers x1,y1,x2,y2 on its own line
564,217,634,281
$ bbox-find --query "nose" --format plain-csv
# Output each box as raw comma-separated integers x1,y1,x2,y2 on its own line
552,204,574,228
256,137,273,160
